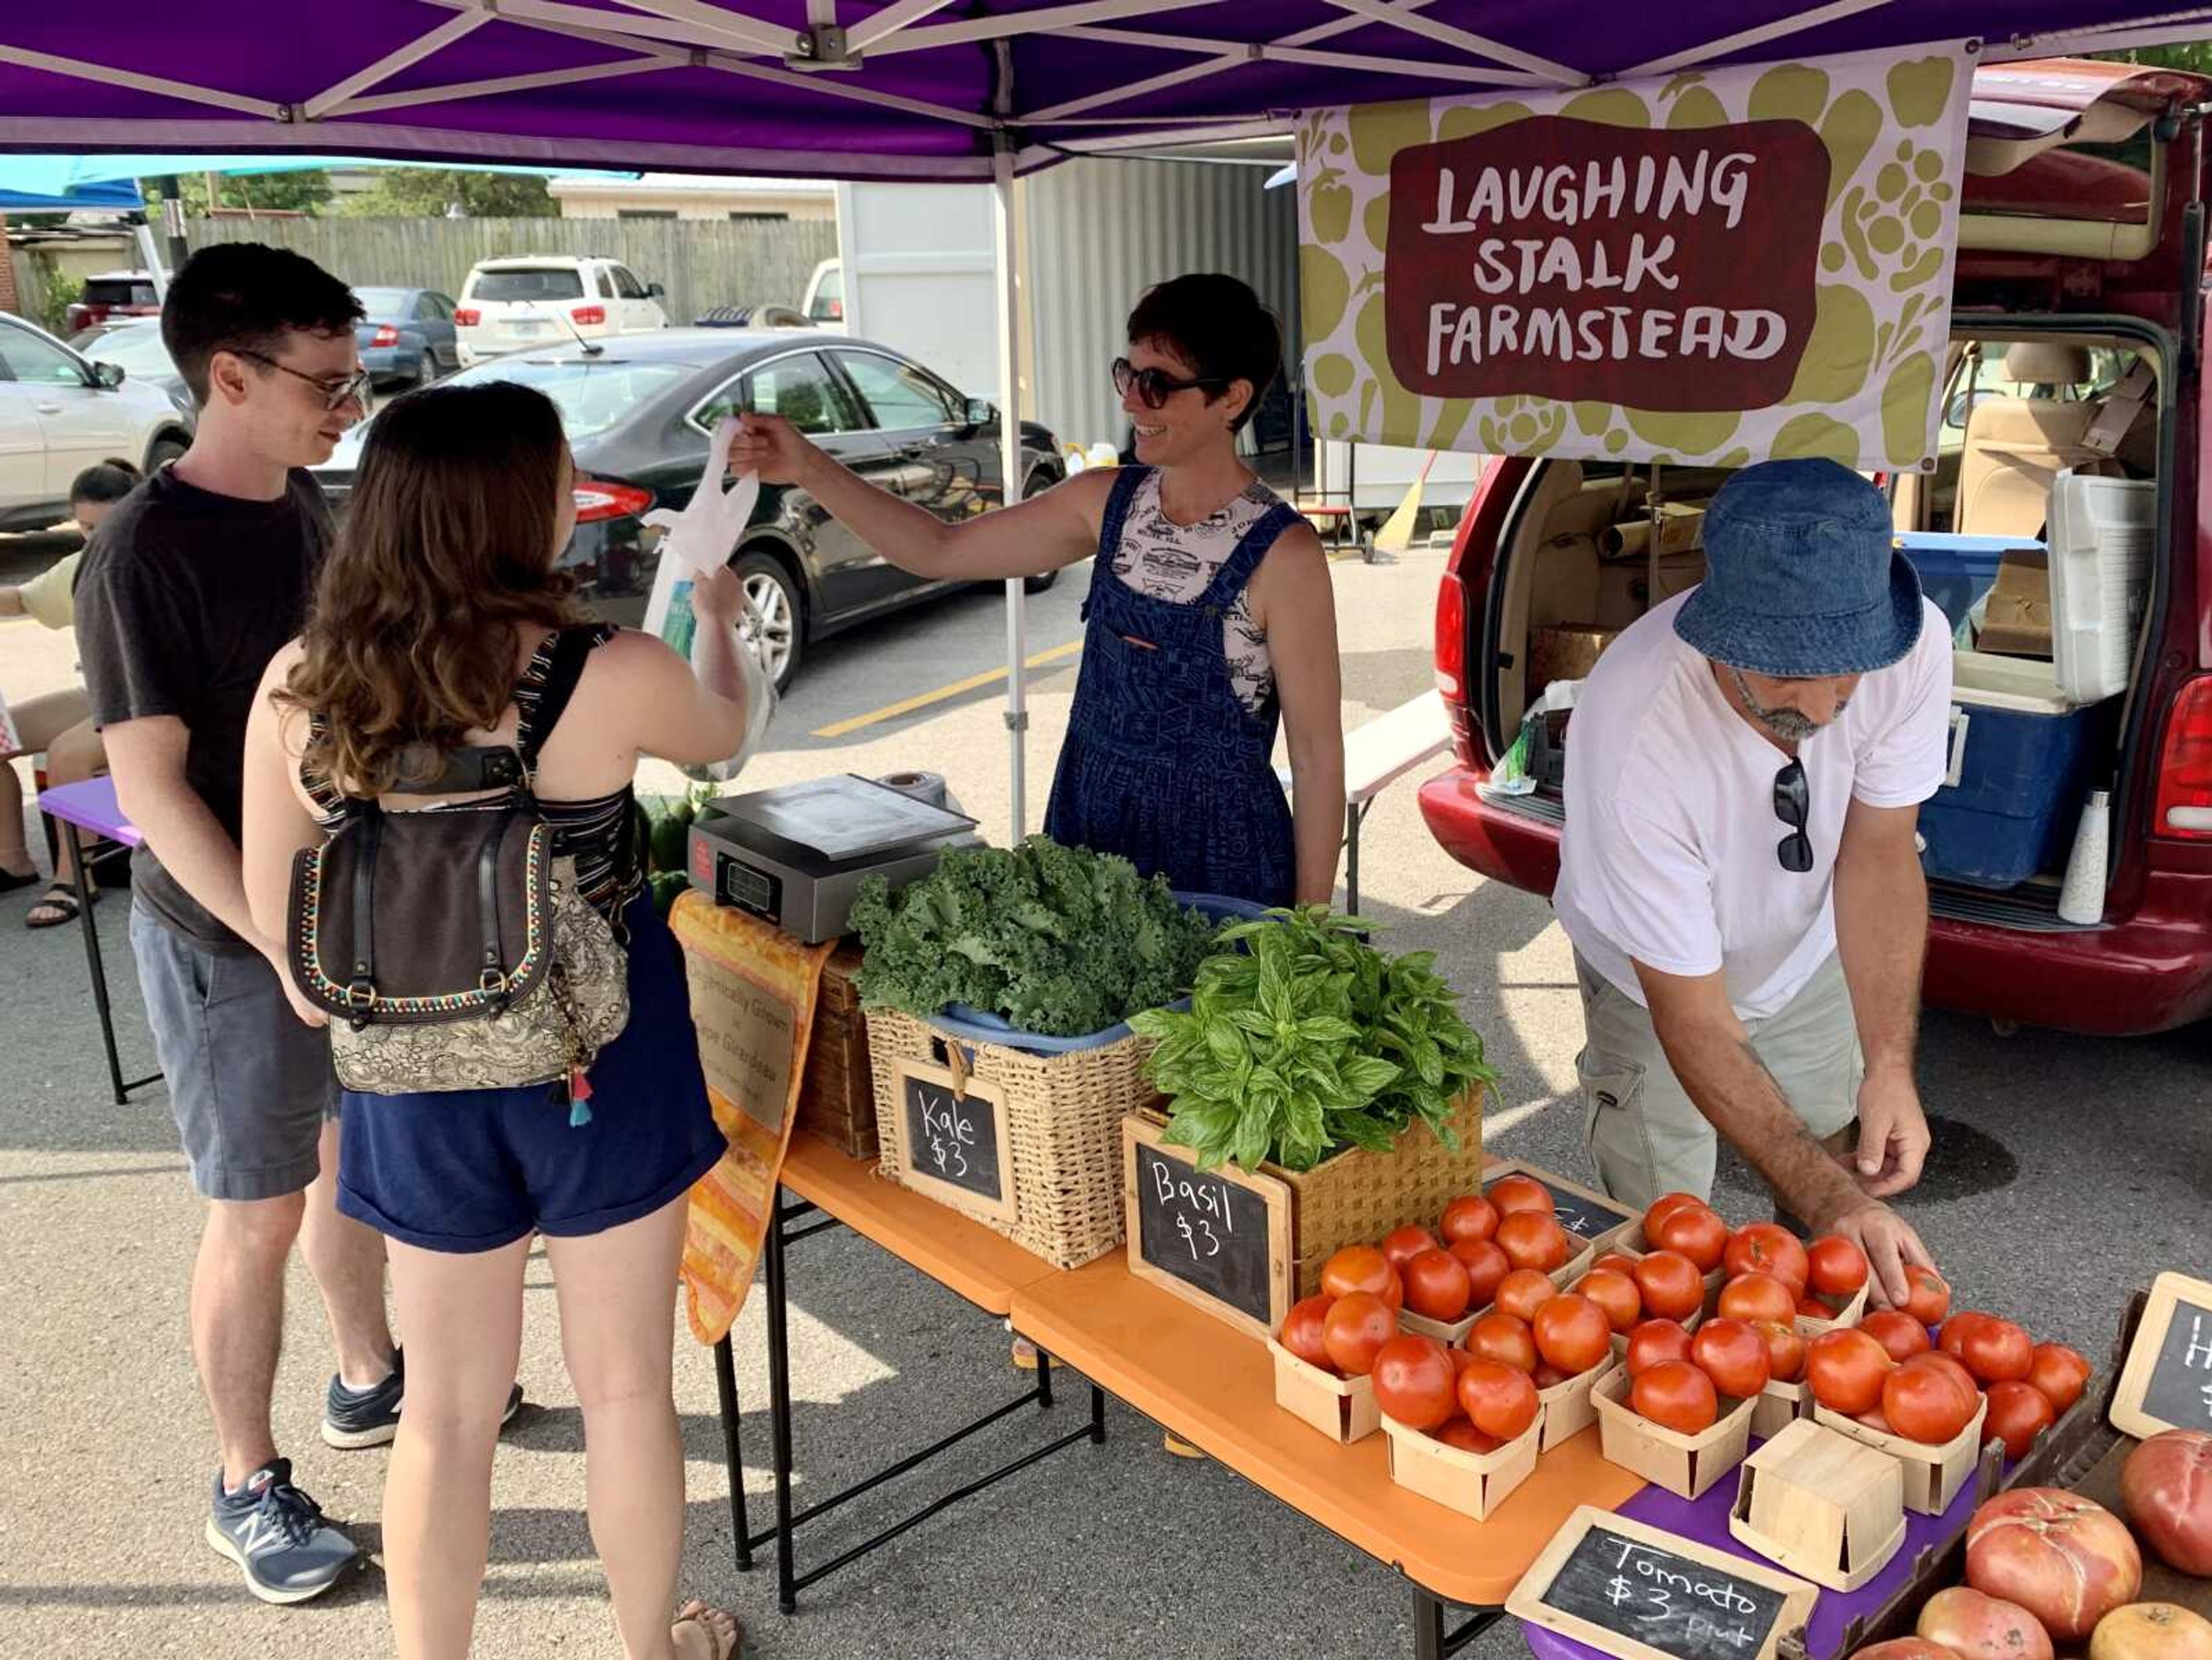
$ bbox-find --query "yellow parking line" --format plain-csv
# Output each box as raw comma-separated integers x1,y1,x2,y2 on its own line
811,640,1083,739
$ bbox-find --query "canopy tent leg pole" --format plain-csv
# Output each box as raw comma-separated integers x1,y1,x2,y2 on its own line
994,137,1029,839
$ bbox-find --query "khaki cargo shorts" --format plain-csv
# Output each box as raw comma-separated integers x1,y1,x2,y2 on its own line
1572,951,1862,1211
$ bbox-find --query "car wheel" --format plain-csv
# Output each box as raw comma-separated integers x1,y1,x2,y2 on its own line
1022,570,1058,595
411,355,435,391
734,549,802,692
146,435,187,473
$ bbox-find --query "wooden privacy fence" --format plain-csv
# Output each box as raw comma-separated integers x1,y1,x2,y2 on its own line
184,217,836,325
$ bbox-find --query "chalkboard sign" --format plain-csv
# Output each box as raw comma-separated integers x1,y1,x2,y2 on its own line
1123,1115,1291,1341
1508,1507,1816,1660
890,1059,1016,1226
2113,1271,2212,1439
1486,1162,1637,1246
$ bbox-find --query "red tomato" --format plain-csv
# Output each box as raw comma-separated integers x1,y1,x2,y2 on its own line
1903,1266,1952,1325
1966,1487,2143,1643
1905,1350,1982,1405
1449,1238,1511,1307
1370,1333,1458,1430
1320,1291,1397,1377
1591,1250,1642,1279
1724,1222,1812,1295
1464,1312,1537,1374
1883,1360,1979,1446
1859,1309,1935,1363
1497,1211,1572,1274
1691,1318,1772,1400
1402,1249,1474,1324
1717,1272,1798,1328
1578,1268,1641,1334
1456,1358,1540,1441
1321,1246,1403,1310
1533,1294,1612,1377
1643,1191,1705,1239
1806,1235,1870,1299
1631,1359,1718,1435
1532,1361,1569,1389
1941,1311,1996,1360
1626,1319,1695,1378
1495,1268,1558,1325
1851,1645,1960,1660
1381,1225,1440,1275
1799,1294,1838,1320
1653,1204,1728,1272
1914,1586,2055,1660
1961,1317,2035,1386
2119,1428,2212,1576
1439,1195,1498,1246
1435,1418,1502,1454
1755,1320,1808,1385
1633,1250,1706,1322
1982,1380,2055,1461
1487,1173,1553,1217
2025,1342,2090,1415
1806,1328,1896,1416
1278,1293,1336,1371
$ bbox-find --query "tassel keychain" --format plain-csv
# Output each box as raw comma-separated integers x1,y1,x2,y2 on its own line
568,1066,594,1127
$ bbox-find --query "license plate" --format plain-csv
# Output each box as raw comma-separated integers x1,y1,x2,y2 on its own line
509,319,549,336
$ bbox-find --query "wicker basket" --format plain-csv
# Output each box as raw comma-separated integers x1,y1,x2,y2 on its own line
1275,1093,1488,1295
796,943,876,1160
869,1007,1149,1269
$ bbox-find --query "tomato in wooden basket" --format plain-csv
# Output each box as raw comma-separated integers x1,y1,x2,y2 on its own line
1591,1250,1642,1279
1435,1418,1502,1454
1859,1309,1934,1362
1578,1268,1641,1334
1883,1359,1979,1445
1691,1318,1771,1400
1961,1317,2035,1385
1465,1311,1539,1373
2027,1342,2090,1416
1278,1294,1336,1371
1402,1248,1474,1324
1903,1265,1952,1325
1488,1173,1554,1217
1806,1234,1870,1299
1533,1293,1612,1377
1321,1291,1397,1377
1495,1268,1559,1325
1724,1222,1811,1295
1631,1359,1718,1435
1941,1310,1994,1358
1371,1333,1458,1430
1381,1225,1440,1274
1982,1380,2055,1461
1806,1327,1895,1416
1633,1250,1706,1322
1717,1272,1798,1328
1450,1238,1511,1307
1755,1320,1808,1385
1497,1210,1573,1273
1532,1362,1569,1389
1457,1358,1540,1441
1800,1294,1837,1320
1652,1204,1728,1271
1321,1245,1402,1309
1626,1318,1695,1378
1906,1350,1980,1405
1439,1194,1498,1246
1643,1191,1704,1238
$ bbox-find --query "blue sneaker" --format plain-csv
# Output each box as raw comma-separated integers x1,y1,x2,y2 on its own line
323,1352,524,1449
204,1459,361,1605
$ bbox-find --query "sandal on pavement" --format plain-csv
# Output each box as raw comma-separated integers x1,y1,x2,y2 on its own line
672,1600,744,1660
27,882,93,930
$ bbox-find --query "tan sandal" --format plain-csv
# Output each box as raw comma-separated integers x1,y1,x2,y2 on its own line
672,1600,744,1660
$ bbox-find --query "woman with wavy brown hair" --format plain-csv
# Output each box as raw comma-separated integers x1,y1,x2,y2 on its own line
239,380,745,1660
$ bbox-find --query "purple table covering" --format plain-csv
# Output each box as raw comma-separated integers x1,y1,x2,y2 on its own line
1520,1430,1986,1660
39,776,141,848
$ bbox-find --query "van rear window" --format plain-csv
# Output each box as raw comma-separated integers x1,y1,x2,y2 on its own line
469,268,586,302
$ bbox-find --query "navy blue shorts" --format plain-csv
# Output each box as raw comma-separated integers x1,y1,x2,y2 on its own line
336,893,724,1254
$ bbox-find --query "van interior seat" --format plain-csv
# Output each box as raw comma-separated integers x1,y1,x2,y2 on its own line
1956,342,2106,537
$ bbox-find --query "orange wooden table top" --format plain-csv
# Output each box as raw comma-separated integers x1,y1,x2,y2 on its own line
1010,1252,1645,1609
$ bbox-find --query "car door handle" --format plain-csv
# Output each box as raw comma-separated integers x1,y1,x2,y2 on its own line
35,403,62,415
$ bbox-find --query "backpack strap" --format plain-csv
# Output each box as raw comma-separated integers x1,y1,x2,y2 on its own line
516,624,618,771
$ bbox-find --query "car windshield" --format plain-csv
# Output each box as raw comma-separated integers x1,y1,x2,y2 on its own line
446,356,696,440
84,278,156,306
353,287,412,316
86,324,178,380
470,268,586,302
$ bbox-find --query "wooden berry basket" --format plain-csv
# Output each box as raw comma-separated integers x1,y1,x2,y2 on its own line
1535,1359,1616,1454
1380,1410,1542,1521
1266,1339,1379,1443
1592,1365,1758,1499
1730,1419,1908,1593
1812,1394,1988,1515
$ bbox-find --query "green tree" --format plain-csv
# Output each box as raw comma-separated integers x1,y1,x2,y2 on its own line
340,170,555,218
2096,40,2212,74
141,170,334,216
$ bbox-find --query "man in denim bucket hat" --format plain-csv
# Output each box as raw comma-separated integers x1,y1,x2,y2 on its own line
1553,458,1954,1305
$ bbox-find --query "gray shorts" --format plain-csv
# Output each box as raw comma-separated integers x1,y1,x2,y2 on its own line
1573,950,1862,1211
130,902,340,1203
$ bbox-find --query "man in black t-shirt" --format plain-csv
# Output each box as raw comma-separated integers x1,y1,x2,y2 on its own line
74,245,391,1605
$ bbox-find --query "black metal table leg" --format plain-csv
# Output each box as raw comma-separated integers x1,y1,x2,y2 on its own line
1036,1344,1054,1409
714,1333,751,1572
1410,1585,1506,1659
1346,799,1363,915
1088,1382,1106,1443
67,823,127,1105
764,1186,798,1614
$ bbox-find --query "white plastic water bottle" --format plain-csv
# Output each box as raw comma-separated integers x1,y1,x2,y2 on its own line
2057,789,2111,926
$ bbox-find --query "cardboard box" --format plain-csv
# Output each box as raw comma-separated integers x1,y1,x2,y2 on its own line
1977,548,2054,658
1528,624,1621,695
1266,1338,1380,1443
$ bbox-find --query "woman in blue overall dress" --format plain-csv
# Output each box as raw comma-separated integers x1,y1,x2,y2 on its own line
732,272,1346,908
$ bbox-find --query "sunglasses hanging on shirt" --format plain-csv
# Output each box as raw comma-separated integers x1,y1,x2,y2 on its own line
1772,757,1812,873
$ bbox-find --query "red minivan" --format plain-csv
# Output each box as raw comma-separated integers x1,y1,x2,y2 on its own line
1420,60,2212,1037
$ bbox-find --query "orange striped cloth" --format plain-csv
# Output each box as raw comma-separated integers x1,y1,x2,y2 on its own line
671,889,838,1347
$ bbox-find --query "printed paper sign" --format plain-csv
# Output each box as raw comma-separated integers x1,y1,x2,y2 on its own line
1298,45,1976,471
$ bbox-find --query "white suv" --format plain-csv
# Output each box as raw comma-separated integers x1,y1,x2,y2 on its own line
0,311,194,532
453,256,669,365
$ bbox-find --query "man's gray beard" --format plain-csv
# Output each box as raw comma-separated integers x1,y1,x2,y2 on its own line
1755,707,1821,742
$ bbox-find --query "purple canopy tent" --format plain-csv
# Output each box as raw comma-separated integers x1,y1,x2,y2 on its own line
6,1,2209,828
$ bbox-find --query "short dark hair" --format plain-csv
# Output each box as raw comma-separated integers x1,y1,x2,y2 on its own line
1126,273,1282,433
162,242,364,404
69,457,142,505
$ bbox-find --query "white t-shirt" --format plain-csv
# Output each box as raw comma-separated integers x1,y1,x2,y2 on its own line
1554,590,1953,1020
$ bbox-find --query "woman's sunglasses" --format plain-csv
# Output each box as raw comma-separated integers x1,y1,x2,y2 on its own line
1112,356,1225,411
1773,758,1813,873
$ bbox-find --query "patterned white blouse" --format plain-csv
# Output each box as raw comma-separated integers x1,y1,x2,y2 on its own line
1110,469,1283,714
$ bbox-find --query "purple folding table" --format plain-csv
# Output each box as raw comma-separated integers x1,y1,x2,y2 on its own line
37,776,158,1104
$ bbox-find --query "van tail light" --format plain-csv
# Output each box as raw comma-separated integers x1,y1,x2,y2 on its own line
571,305,607,326
573,477,653,524
453,308,480,327
2153,676,2212,836
369,324,399,348
1435,569,1468,703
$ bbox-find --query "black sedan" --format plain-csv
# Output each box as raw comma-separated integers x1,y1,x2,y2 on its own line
313,330,1064,688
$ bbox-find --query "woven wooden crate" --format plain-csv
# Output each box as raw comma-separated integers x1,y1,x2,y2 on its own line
869,1007,1149,1270
796,943,876,1161
1274,1092,1488,1297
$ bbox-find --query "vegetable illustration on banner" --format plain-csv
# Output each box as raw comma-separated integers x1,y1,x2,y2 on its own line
1297,44,1975,471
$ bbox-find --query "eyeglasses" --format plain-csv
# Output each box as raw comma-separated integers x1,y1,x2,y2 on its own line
1772,757,1813,873
232,349,369,412
1112,356,1225,410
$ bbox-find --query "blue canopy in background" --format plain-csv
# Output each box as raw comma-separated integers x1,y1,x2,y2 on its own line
0,153,632,214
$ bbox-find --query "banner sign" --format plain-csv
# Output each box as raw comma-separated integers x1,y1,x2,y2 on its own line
1297,46,1975,471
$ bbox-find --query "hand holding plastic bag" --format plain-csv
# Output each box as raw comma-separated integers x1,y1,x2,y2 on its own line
642,415,759,577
